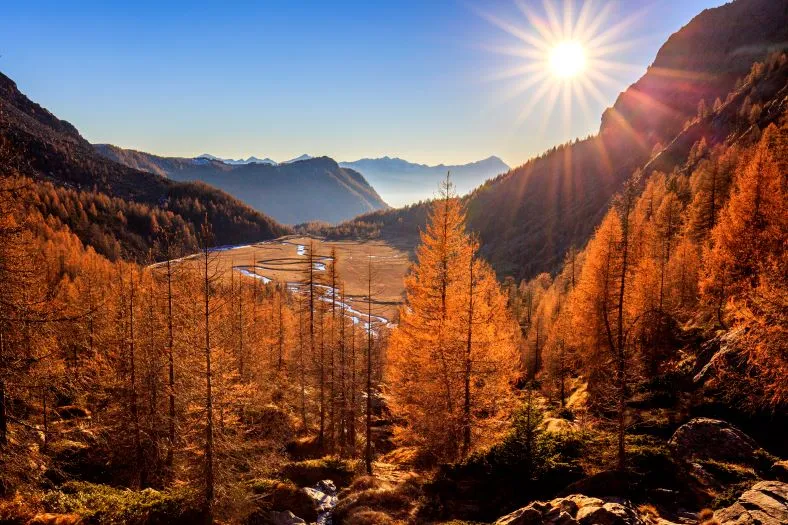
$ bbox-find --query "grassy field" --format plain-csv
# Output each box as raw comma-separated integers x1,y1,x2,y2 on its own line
173,235,412,324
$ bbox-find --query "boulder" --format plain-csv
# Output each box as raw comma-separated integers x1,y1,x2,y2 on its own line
266,510,307,525
494,494,645,525
303,479,338,515
770,460,788,482
561,470,639,498
27,515,84,525
269,482,318,522
668,418,757,463
54,406,91,420
713,480,788,524
543,417,578,434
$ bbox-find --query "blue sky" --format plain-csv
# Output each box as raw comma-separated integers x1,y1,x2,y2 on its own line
1,0,724,167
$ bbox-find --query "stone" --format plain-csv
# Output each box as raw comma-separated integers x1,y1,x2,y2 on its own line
27,515,84,525
668,418,758,463
714,480,788,525
770,460,788,482
495,506,544,525
270,483,318,522
54,405,91,420
265,510,306,525
494,494,645,525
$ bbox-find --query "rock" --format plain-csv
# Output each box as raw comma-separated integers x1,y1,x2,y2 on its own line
543,417,578,434
494,494,645,525
45,428,112,484
713,480,788,524
668,418,757,463
28,514,84,525
54,405,91,420
303,479,338,515
270,482,318,522
266,510,306,525
561,470,639,498
770,460,788,482
315,479,337,494
495,506,543,525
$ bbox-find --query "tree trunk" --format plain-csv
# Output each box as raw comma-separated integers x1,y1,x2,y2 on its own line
202,242,214,521
128,272,146,488
462,257,474,458
166,258,176,475
365,259,373,475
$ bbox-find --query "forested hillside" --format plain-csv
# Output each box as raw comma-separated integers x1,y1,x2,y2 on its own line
0,72,289,262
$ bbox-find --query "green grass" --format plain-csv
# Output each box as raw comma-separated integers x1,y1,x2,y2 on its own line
41,481,200,525
281,456,360,487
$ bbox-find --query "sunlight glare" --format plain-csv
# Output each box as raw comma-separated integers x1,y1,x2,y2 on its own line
549,41,586,78
478,0,644,134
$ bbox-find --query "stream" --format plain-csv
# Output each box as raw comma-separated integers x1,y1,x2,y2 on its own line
304,479,338,525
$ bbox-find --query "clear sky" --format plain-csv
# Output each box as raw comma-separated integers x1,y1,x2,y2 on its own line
0,0,725,167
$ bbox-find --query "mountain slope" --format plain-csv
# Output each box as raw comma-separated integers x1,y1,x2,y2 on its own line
324,0,788,280
339,155,510,207
0,71,290,261
96,145,388,225
471,0,788,279
601,0,788,144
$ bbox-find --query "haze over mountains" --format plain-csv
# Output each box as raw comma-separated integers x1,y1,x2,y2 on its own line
98,145,510,219
183,152,511,207
95,145,387,225
339,155,510,207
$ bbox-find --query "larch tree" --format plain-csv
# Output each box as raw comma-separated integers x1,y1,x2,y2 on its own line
702,124,787,407
572,184,643,471
388,176,519,461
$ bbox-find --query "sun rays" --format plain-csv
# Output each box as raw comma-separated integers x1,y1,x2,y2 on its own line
477,0,647,134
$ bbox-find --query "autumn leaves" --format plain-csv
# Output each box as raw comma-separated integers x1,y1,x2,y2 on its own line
388,177,520,462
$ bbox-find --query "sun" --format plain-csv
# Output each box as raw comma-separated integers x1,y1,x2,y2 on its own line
549,41,586,78
477,0,644,132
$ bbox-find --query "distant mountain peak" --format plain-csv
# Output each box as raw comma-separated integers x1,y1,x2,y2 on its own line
197,154,277,165
282,154,314,164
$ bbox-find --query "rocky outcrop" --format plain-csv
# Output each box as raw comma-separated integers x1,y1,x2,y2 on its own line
770,460,788,483
269,482,318,522
668,418,758,463
713,480,788,524
27,514,84,525
264,510,306,525
494,494,645,525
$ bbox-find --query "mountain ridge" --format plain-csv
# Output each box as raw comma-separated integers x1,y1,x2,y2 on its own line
95,144,388,225
0,70,290,261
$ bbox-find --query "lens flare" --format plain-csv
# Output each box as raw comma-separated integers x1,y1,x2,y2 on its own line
549,41,586,78
477,0,647,134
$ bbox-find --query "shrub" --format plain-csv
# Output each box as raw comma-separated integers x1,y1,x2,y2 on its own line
423,399,585,521
281,456,360,488
334,487,414,525
41,482,201,525
0,493,39,524
344,509,400,525
247,478,280,496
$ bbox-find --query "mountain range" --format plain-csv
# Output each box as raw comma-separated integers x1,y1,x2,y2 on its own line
190,152,511,207
338,155,510,207
95,145,387,225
